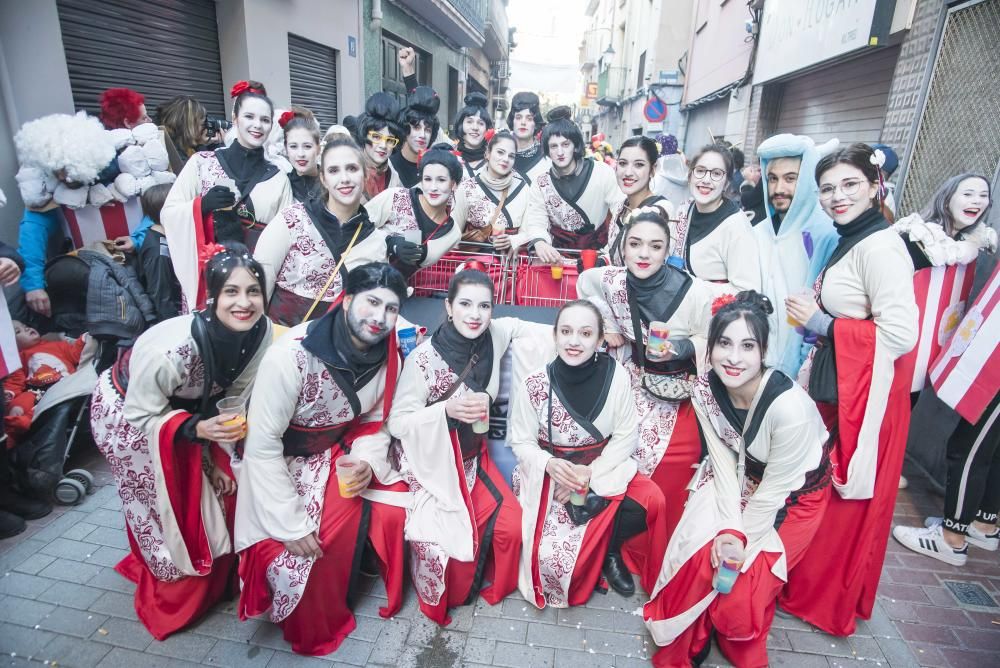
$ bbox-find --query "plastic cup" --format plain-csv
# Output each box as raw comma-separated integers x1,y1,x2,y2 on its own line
568,465,590,506
786,289,815,326
550,264,564,280
336,454,363,498
580,249,598,270
712,543,745,594
398,326,418,357
471,393,491,434
216,396,247,441
646,321,671,356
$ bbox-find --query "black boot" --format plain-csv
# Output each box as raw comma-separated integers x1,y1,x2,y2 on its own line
0,509,26,539
602,551,635,596
0,446,52,520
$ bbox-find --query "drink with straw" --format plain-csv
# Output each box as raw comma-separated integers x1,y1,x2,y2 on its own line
712,542,745,594
336,454,363,498
216,396,247,442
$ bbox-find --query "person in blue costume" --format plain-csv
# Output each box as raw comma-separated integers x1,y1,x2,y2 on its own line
753,134,840,377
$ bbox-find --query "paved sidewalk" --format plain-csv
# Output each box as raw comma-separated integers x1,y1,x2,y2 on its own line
1,452,998,667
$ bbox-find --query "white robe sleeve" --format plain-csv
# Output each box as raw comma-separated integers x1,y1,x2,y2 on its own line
518,181,553,248
576,267,622,335
348,386,399,487
450,181,471,232
121,343,183,444
860,238,918,359
254,207,293,299
723,214,762,293
694,405,744,537
161,156,204,311
234,343,312,551
364,188,395,227
508,372,553,484
588,367,639,497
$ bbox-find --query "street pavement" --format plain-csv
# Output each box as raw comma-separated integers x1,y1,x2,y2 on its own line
1,452,998,667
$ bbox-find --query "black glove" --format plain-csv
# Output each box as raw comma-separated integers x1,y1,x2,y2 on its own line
666,337,695,360
201,185,237,215
576,255,608,272
386,236,427,265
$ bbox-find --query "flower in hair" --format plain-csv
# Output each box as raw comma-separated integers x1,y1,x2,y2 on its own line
230,81,264,99
278,110,295,128
198,242,227,266
711,294,737,316
870,149,886,169
484,128,496,143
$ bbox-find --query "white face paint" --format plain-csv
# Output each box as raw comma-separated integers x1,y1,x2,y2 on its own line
445,283,493,339
709,317,764,392
817,163,878,225
554,305,603,367
233,97,272,149
214,267,265,332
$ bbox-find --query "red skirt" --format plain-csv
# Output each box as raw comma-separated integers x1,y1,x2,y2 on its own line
418,447,522,625
238,469,406,656
780,381,911,635
648,485,830,668
650,401,702,541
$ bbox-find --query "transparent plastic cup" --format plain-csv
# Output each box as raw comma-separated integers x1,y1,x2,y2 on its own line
647,321,671,356
787,289,815,326
216,396,247,442
569,464,590,506
336,454,363,498
550,264,564,280
471,393,491,434
712,542,745,594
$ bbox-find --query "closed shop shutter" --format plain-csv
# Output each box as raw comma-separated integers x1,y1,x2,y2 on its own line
56,0,225,119
683,98,729,154
774,47,900,146
288,34,339,132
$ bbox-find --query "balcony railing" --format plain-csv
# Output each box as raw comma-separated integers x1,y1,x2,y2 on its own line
449,0,486,33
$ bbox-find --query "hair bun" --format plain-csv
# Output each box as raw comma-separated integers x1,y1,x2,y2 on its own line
464,92,488,108
365,92,400,121
735,290,774,315
407,86,440,116
546,106,573,122
511,91,540,109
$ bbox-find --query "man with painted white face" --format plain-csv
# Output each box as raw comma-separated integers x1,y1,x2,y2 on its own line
753,134,840,377
506,91,550,185
390,85,441,188
235,262,411,657
518,107,624,262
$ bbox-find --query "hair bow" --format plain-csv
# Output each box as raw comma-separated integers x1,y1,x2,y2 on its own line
278,110,295,128
711,293,737,316
230,81,264,99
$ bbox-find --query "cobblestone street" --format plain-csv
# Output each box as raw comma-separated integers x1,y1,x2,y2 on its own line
1,453,998,667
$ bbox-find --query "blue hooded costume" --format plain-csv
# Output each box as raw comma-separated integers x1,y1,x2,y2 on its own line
754,134,840,377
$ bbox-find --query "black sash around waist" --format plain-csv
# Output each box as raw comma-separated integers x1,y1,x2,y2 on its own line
282,420,354,458
539,437,610,466
629,342,696,376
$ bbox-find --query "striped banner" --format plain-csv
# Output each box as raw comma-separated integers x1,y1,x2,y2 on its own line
908,262,977,392
930,262,1000,423
61,196,144,248
0,295,22,379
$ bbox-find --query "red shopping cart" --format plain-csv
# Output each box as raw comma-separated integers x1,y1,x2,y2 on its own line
408,242,514,304
513,249,582,308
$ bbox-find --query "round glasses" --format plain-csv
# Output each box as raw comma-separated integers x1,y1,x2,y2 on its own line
692,166,726,182
367,131,399,148
818,179,863,201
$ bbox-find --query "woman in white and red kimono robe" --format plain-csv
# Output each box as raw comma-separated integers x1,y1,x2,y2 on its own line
605,136,675,267
162,81,292,310
451,131,530,251
782,144,918,636
578,211,714,540
672,144,759,297
510,300,667,606
894,173,995,393
518,108,624,261
388,270,546,624
644,293,830,668
255,137,389,327
89,244,272,639
235,263,411,656
364,147,463,278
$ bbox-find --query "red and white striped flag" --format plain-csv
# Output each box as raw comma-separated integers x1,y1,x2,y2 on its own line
61,196,144,248
908,262,977,392
930,262,1000,423
0,295,22,380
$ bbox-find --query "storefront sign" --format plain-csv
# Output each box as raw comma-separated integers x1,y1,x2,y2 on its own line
754,0,896,83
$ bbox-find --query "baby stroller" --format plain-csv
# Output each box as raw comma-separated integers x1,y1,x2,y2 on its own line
10,337,103,504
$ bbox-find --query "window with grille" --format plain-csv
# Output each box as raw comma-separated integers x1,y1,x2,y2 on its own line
288,34,338,131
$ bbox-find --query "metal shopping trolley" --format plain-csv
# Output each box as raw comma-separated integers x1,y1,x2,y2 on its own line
513,248,582,308
409,242,516,304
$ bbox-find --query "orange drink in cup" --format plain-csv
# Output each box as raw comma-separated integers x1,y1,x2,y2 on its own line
216,396,248,442
336,454,363,498
550,263,564,280
787,289,814,326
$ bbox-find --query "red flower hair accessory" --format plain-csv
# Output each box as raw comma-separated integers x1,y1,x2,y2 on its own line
711,293,737,316
483,128,496,143
278,110,295,128
198,242,227,270
229,80,264,99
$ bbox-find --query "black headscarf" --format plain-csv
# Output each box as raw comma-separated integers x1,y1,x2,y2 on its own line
550,351,612,419
302,304,387,389
626,264,692,324
193,310,267,389
431,319,494,392
824,207,890,271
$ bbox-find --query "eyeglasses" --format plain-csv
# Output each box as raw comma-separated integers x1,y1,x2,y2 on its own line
692,166,726,182
367,131,399,148
818,179,864,201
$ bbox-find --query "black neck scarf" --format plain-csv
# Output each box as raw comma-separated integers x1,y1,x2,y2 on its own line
626,264,692,324
216,141,270,197
431,319,494,392
193,311,266,389
687,198,741,248
514,141,544,176
304,199,374,258
302,305,387,390
550,352,612,420
824,207,890,272
289,170,320,203
458,141,486,164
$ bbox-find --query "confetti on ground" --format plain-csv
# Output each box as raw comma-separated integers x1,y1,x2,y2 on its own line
97,628,109,635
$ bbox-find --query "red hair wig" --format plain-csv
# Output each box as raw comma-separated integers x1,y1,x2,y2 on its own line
99,88,146,129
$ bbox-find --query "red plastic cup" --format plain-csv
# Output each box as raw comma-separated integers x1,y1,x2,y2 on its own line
580,249,597,270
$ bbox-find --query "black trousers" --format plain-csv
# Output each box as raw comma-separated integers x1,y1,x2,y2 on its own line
944,393,1000,534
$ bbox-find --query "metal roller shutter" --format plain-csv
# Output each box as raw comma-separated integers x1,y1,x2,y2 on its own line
56,0,225,118
288,34,338,132
774,47,900,146
682,98,729,154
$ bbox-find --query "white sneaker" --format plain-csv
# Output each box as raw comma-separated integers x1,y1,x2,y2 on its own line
924,516,999,551
898,475,908,490
893,524,968,566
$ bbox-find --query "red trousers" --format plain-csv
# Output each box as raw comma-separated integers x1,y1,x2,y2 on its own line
650,401,701,541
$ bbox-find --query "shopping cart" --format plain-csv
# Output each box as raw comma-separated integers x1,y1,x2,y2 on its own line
409,242,515,304
513,248,582,308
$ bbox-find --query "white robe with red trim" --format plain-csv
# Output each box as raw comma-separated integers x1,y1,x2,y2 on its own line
673,200,761,297
90,315,272,580
161,151,292,311
451,175,530,245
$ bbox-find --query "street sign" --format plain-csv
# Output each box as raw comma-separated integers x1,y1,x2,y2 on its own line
643,97,667,123
586,82,598,99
